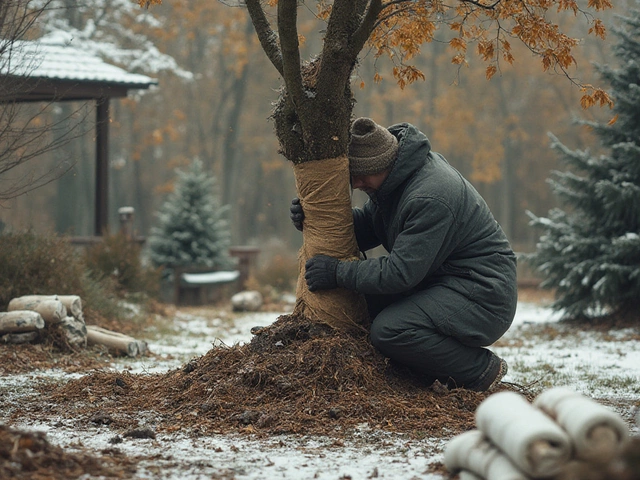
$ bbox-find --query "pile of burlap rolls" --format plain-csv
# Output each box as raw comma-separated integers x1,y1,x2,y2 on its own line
445,387,631,480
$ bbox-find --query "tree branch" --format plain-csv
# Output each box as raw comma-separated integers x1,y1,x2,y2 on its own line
351,0,384,58
244,0,283,76
277,0,304,111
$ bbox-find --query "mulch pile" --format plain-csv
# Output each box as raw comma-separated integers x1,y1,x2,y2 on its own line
28,313,527,438
0,424,136,480
0,342,111,375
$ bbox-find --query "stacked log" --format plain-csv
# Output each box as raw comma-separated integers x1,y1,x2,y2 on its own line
1,294,147,357
7,294,87,348
7,297,66,324
0,311,45,344
86,325,147,357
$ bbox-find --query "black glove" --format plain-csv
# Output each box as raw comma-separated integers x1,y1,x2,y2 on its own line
305,255,339,291
290,197,304,231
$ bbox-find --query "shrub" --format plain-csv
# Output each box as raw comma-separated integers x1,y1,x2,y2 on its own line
83,232,161,298
0,231,121,319
253,253,299,294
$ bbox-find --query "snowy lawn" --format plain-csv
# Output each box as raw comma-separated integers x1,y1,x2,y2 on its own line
1,298,639,479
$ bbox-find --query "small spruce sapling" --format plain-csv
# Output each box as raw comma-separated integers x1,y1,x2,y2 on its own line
147,159,233,278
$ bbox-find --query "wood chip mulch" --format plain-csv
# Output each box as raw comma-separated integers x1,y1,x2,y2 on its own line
0,424,136,480
18,313,529,439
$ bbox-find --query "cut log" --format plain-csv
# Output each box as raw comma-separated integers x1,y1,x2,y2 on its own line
58,316,87,348
86,325,140,357
1,331,39,344
58,295,83,319
0,311,45,333
8,295,83,319
8,298,66,325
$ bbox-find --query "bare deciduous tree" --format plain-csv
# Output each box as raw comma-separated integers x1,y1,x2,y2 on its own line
0,0,92,203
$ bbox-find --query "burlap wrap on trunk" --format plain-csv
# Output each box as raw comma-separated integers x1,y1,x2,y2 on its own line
293,156,369,332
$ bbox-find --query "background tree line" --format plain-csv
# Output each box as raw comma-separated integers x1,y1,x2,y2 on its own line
0,0,627,262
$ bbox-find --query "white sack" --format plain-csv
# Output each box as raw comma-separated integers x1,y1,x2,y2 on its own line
444,430,529,480
533,386,629,463
475,391,571,478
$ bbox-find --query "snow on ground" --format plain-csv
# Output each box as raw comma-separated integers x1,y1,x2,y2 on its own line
3,300,640,479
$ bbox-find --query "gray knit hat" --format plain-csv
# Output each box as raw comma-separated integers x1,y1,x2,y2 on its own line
348,117,398,176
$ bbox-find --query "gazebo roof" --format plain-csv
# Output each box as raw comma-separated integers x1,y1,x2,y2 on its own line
1,36,158,102
0,36,158,235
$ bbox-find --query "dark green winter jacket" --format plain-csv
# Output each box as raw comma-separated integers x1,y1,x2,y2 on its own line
336,122,517,317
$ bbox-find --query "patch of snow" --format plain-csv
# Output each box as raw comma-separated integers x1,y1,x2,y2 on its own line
15,420,447,480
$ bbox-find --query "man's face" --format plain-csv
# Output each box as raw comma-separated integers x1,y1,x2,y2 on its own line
350,170,390,195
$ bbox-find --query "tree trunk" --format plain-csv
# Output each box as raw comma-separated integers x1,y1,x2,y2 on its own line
245,0,381,332
292,157,368,331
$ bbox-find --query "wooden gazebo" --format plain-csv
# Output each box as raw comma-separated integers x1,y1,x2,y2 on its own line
0,37,158,235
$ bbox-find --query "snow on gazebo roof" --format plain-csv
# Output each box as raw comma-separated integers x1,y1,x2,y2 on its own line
3,33,157,89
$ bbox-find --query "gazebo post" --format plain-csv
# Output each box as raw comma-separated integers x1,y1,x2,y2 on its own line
1,38,157,239
95,96,109,236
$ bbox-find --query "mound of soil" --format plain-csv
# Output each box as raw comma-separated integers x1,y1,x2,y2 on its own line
31,313,527,438
0,424,135,480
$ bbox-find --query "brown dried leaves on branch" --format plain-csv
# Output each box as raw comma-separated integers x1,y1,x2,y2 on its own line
41,314,517,438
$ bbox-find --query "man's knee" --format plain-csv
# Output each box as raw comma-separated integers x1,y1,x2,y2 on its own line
369,317,391,352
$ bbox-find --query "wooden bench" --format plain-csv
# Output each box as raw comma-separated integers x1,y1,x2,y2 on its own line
173,266,240,306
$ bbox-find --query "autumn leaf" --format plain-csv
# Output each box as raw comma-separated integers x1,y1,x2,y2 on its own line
137,0,161,8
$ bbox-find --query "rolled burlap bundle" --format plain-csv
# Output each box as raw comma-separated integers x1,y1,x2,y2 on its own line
533,387,629,464
444,429,529,480
475,391,572,478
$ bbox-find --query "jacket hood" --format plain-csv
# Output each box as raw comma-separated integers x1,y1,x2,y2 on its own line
373,123,432,199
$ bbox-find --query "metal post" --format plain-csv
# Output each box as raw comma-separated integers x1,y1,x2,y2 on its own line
95,97,109,236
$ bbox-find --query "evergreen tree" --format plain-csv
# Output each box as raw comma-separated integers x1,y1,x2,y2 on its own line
526,4,640,320
147,159,232,276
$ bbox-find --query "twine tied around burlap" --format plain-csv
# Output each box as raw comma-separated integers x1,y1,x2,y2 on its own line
292,156,369,332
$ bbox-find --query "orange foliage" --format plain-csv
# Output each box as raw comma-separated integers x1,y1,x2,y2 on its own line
364,0,612,109
137,0,162,8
